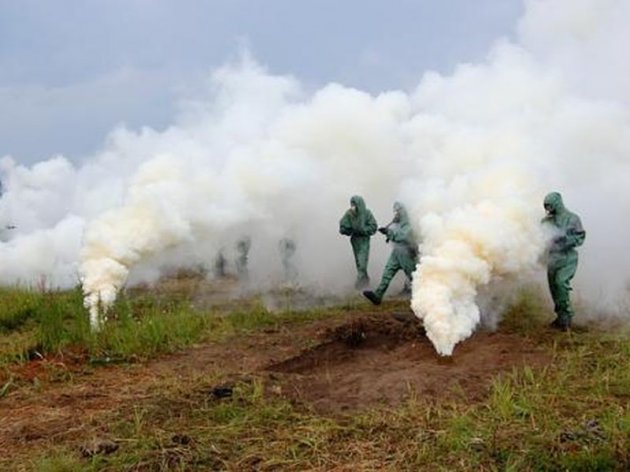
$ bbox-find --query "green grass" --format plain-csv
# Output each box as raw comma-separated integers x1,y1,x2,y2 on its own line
1,288,314,360
26,353,630,471
499,285,551,336
0,284,356,375
0,287,43,331
3,285,630,470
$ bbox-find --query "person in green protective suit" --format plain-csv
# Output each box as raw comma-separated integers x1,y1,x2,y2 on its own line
278,237,298,281
363,202,418,305
235,236,251,280
542,192,586,331
339,195,378,289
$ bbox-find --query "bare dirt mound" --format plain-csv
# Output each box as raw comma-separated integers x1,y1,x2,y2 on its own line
267,314,550,412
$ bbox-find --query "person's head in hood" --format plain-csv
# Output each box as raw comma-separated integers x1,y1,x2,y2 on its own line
392,201,409,224
350,195,366,215
544,192,565,216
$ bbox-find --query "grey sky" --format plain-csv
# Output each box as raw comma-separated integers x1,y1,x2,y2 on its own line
0,0,524,164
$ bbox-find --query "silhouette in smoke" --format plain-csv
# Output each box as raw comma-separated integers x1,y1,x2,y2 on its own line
364,202,418,305
235,236,251,281
542,192,586,331
214,250,227,278
278,238,298,282
339,195,378,289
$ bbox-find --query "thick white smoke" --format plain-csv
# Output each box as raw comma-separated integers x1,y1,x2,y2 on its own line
77,58,411,327
1,0,629,351
402,0,630,354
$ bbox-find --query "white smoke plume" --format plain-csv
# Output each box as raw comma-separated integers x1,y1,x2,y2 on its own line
77,57,410,328
1,0,630,351
403,0,630,354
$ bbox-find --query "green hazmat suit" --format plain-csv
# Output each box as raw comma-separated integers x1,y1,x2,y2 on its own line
235,236,251,280
339,195,378,288
279,238,298,281
363,202,418,305
542,192,586,330
214,250,227,278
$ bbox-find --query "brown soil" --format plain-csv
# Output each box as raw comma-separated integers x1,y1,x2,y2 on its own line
0,310,551,462
265,314,550,411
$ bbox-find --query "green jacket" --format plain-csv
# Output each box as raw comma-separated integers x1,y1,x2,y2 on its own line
339,195,377,238
384,202,418,258
542,192,586,255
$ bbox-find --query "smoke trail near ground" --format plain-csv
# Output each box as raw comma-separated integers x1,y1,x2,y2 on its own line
2,0,630,351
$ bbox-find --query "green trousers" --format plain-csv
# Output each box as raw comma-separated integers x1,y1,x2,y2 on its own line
374,248,417,299
350,235,371,288
547,250,578,324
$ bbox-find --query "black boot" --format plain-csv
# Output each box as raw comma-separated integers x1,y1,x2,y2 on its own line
363,290,382,306
550,317,570,332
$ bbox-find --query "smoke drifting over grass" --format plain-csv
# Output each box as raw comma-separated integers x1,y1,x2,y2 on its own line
1,0,630,351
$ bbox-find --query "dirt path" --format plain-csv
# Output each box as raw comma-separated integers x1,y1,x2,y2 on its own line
0,311,551,462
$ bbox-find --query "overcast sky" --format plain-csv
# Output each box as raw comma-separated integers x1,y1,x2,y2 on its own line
0,0,524,164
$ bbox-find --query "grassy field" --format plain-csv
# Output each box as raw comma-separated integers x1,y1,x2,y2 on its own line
1,281,630,471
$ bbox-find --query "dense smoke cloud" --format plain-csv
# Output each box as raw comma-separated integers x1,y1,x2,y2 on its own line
1,0,629,352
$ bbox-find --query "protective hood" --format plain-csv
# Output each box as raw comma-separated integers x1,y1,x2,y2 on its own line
393,201,410,225
351,195,367,214
544,192,566,214
350,195,369,226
